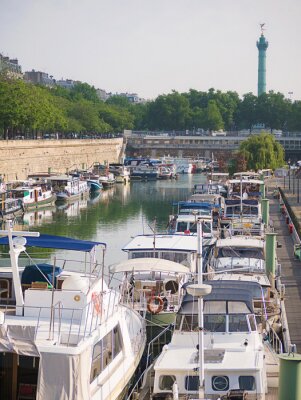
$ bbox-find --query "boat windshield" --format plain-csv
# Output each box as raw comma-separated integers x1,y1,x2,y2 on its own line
176,221,211,234
176,301,256,333
131,251,189,265
225,205,259,216
175,313,256,333
217,247,264,259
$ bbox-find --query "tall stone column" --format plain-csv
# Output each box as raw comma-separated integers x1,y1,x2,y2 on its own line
257,28,269,96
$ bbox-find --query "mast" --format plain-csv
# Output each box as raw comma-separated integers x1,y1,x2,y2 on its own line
2,223,40,316
186,220,212,399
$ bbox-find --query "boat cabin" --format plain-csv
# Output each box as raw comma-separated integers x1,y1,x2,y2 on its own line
152,281,266,399
209,237,265,274
122,234,199,274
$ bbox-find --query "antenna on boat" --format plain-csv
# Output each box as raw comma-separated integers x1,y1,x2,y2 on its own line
186,220,212,398
1,222,40,316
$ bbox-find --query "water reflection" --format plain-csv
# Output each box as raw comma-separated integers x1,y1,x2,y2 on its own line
4,174,206,267
23,207,56,227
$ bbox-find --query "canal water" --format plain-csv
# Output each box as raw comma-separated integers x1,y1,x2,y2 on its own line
11,174,206,271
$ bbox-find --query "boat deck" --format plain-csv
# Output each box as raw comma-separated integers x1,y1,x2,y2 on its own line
267,180,301,351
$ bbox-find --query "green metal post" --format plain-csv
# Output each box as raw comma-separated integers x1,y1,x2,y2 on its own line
279,353,301,400
257,33,269,96
261,199,269,225
265,232,277,276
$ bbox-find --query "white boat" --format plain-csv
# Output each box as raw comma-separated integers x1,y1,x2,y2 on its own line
98,172,116,188
50,175,89,202
142,281,270,399
208,236,266,274
0,227,146,400
208,235,283,337
122,234,201,275
0,196,24,219
227,178,264,200
161,157,193,174
109,164,131,184
110,258,191,328
11,184,56,210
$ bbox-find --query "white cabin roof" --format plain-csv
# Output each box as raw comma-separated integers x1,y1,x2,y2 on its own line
110,258,190,274
212,273,271,287
122,234,198,252
228,179,264,185
216,237,264,249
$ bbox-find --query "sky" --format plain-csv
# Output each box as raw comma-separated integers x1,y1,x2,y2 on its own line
1,0,300,100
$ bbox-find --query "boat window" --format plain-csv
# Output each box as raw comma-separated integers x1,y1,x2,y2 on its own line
218,247,264,259
212,375,229,391
131,251,159,259
90,324,122,383
159,375,176,390
204,301,226,314
113,325,122,357
180,315,198,331
177,222,188,232
247,314,257,332
185,375,199,391
228,314,249,332
228,301,250,314
204,315,226,332
161,252,188,265
239,376,255,390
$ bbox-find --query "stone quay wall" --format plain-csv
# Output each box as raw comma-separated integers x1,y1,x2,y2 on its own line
0,138,124,181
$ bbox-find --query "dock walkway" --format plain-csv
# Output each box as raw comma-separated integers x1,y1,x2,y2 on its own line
267,179,301,351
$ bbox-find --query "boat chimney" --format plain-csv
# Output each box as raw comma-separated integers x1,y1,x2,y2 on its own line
279,351,301,400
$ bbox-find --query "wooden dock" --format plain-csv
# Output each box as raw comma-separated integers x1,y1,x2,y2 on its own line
267,181,301,351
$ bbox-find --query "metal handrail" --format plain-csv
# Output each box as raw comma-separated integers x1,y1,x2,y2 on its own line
265,319,283,354
126,324,174,400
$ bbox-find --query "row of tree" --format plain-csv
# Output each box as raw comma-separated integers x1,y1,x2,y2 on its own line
1,74,301,138
0,76,135,138
138,89,301,132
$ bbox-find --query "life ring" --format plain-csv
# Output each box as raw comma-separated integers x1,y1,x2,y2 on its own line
92,292,102,315
147,296,164,314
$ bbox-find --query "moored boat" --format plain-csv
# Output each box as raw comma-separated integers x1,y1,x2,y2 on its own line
11,184,56,210
50,175,89,202
0,226,146,400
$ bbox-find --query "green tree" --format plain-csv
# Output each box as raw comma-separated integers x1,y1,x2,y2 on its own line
146,91,190,130
204,100,224,131
239,133,285,170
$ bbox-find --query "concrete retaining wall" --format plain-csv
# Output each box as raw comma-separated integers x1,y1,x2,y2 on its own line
0,138,124,181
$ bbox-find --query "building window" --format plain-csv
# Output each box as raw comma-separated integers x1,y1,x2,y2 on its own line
239,376,255,390
212,375,229,391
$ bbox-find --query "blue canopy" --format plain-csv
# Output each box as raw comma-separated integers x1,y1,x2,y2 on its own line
0,234,106,252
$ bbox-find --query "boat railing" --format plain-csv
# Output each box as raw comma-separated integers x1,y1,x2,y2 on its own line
0,290,119,347
120,288,182,313
265,319,283,354
126,324,173,400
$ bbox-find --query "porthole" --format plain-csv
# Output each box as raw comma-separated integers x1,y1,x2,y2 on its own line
212,375,229,391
